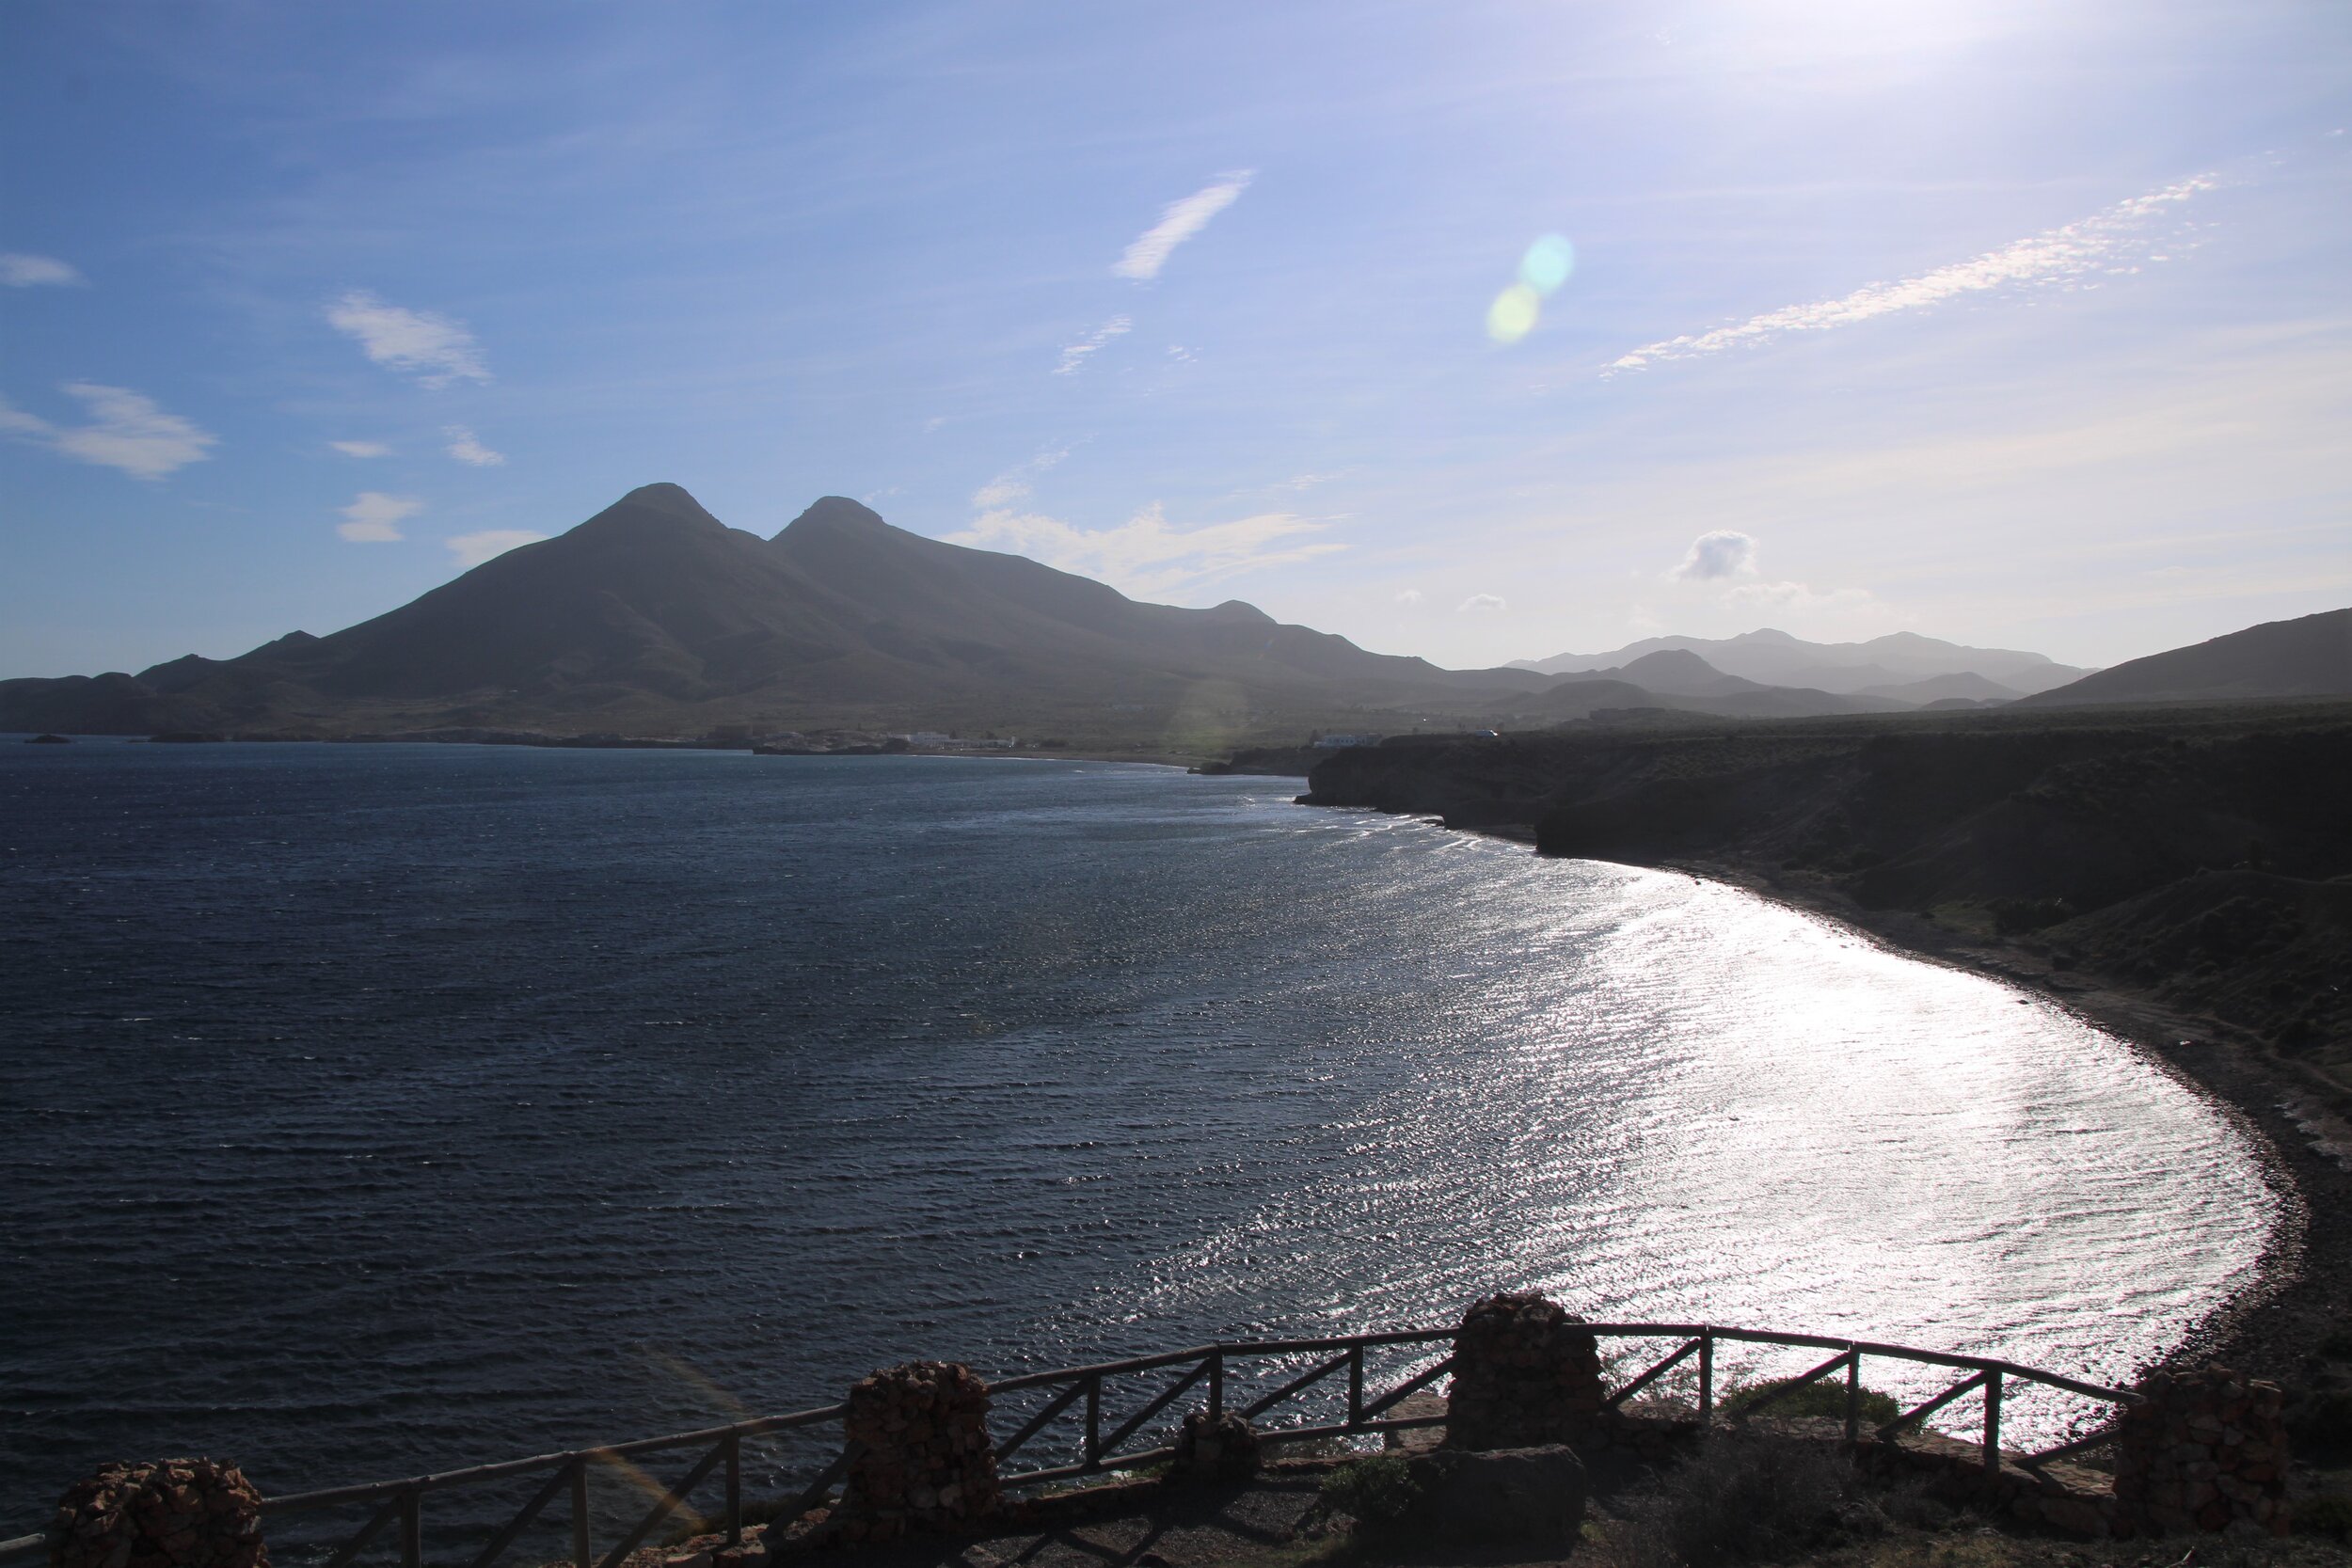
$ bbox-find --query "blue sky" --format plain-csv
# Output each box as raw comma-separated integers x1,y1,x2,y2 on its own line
2,0,2347,677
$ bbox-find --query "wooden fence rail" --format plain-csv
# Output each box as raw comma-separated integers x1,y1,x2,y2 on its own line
0,1322,2139,1568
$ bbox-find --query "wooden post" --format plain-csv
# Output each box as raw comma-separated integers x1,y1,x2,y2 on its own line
1347,1342,1365,1428
1207,1352,1224,1421
1844,1349,1861,1445
398,1491,421,1568
1084,1372,1102,1469
570,1460,592,1568
722,1433,741,1548
1698,1328,1714,1431
1982,1370,2003,1477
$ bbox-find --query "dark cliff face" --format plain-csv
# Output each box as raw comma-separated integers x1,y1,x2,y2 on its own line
1299,705,2352,1053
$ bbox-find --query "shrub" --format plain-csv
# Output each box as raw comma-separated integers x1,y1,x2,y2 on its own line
1320,1453,1420,1527
1617,1433,1882,1568
2297,1492,2352,1542
1721,1375,1899,1426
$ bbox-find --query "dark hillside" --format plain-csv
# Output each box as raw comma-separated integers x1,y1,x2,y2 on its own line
1298,704,2352,1055
2019,607,2350,705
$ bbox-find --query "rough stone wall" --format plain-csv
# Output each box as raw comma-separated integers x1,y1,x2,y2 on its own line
50,1460,266,1568
830,1362,1001,1544
2114,1367,2290,1537
1444,1293,1607,1450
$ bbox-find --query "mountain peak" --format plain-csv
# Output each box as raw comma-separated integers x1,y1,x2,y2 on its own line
572,483,728,542
777,496,890,539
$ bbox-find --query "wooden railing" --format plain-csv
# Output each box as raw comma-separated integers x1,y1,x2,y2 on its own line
0,1322,2139,1568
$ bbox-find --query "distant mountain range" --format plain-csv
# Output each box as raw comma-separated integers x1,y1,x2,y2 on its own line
1512,628,2094,696
3,484,2344,744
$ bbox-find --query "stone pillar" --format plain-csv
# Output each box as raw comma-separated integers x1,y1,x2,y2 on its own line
1169,1410,1259,1483
2113,1367,2290,1537
1444,1293,1606,1450
830,1362,1001,1544
51,1460,267,1568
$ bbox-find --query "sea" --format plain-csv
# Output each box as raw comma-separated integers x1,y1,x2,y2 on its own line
0,741,2280,1544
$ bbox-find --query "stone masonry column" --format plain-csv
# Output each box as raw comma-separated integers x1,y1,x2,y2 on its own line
828,1362,1001,1545
2113,1367,2290,1537
1444,1293,1607,1450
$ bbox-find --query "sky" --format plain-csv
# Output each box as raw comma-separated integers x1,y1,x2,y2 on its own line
2,0,2348,678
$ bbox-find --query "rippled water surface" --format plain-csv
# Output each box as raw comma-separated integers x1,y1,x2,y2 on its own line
0,743,2278,1526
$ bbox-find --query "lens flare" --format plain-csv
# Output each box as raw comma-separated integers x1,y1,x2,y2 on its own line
1521,234,1576,294
1486,283,1541,344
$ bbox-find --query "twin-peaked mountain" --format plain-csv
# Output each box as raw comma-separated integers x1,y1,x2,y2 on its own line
0,485,1550,738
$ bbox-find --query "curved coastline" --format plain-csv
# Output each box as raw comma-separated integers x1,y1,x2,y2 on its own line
1300,800,2345,1387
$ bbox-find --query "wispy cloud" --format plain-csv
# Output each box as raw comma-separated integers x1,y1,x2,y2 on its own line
971,446,1071,508
947,501,1340,599
443,425,506,466
330,439,391,458
1673,529,1757,580
1055,315,1130,375
0,253,85,287
0,383,216,479
1113,171,1253,281
1458,593,1508,613
338,491,421,543
326,290,490,386
1608,174,2217,373
445,530,546,567
1394,588,1425,606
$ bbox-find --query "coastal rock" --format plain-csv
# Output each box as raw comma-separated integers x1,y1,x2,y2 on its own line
24,733,71,743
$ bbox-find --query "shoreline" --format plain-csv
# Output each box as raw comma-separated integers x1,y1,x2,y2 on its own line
1429,811,2351,1387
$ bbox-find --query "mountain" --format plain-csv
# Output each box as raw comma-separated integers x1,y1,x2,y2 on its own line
2016,608,2352,707
1513,628,2090,695
1496,647,1911,721
1855,672,2025,705
0,484,1550,742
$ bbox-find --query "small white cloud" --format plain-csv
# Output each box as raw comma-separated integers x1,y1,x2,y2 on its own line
1608,173,2217,373
1055,315,1131,375
1113,171,1253,281
443,425,505,467
1458,593,1508,613
1673,530,1758,580
1394,588,1425,605
326,290,489,387
948,501,1340,598
0,383,216,479
445,529,548,568
338,491,421,543
330,439,391,457
0,253,85,287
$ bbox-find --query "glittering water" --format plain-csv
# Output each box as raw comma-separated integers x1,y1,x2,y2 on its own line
0,742,2277,1529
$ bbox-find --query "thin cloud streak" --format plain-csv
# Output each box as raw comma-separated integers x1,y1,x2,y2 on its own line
947,501,1339,599
326,290,491,386
1608,174,2218,373
1054,315,1130,375
0,383,216,479
1113,171,1252,281
330,439,390,457
444,426,506,466
0,253,85,287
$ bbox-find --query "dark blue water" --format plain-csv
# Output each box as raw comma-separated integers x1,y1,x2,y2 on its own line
0,742,2273,1537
